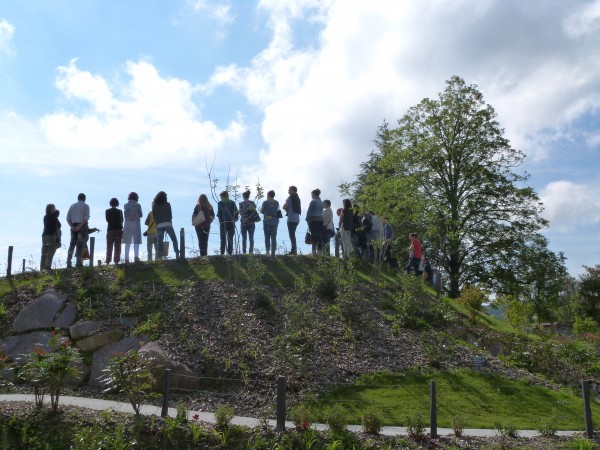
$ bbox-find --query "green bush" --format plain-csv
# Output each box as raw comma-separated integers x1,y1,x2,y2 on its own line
290,404,312,431
452,415,464,437
361,410,382,434
573,316,598,335
405,411,426,440
324,404,347,434
537,415,557,437
214,404,235,429
458,285,487,311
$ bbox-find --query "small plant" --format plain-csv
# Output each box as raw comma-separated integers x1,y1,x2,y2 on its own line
573,316,598,335
570,437,597,450
214,404,235,429
537,415,558,437
189,414,205,444
101,350,156,415
361,410,382,434
494,420,519,438
458,285,487,312
324,404,347,434
290,404,312,431
175,402,188,424
405,411,426,440
452,415,464,437
134,312,163,341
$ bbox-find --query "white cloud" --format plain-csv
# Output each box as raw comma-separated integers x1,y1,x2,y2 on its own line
540,181,600,231
0,19,15,56
563,0,600,38
36,59,245,168
188,0,234,25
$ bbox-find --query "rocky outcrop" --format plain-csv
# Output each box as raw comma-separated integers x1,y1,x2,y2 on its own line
88,335,149,388
139,341,200,391
12,290,70,332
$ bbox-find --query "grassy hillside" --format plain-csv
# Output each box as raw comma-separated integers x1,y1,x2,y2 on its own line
1,255,599,434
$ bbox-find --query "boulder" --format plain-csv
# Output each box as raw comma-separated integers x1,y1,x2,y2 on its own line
447,324,467,339
12,290,66,333
76,329,125,352
54,302,77,329
139,341,200,391
69,320,108,340
487,341,503,357
88,335,148,388
0,331,53,365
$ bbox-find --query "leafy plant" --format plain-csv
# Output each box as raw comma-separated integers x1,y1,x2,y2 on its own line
405,411,426,440
536,415,558,437
290,404,312,431
573,316,598,335
494,420,519,438
452,415,464,437
361,410,382,434
324,404,347,434
101,350,156,415
214,404,235,429
134,312,163,340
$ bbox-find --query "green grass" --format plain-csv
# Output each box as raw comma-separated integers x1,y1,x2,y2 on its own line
303,369,599,430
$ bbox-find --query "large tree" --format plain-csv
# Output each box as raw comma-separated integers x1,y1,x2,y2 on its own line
356,76,548,297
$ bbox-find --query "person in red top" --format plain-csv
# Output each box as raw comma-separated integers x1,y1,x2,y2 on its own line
406,232,422,276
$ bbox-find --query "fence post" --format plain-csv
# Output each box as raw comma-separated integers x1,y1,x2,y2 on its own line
7,246,13,278
89,237,95,268
430,379,437,438
179,228,185,261
582,379,594,438
276,376,286,432
161,368,173,418
22,259,25,274
334,232,340,257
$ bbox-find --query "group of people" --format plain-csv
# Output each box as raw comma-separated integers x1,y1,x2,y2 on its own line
41,191,181,269
40,188,430,277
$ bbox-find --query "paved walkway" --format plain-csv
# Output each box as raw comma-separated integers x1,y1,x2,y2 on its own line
0,394,579,438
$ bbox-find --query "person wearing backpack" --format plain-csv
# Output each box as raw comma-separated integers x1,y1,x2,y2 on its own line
192,194,214,256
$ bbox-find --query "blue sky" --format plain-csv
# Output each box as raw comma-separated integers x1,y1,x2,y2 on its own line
0,0,599,277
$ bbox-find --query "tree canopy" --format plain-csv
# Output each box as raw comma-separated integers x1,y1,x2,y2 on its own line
351,76,556,298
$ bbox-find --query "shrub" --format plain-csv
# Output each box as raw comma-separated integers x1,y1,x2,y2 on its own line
458,285,487,311
452,415,464,437
134,312,163,340
290,404,312,431
573,316,598,335
405,411,426,440
361,410,382,435
101,350,156,415
214,404,235,429
537,415,557,437
324,404,347,434
494,420,519,438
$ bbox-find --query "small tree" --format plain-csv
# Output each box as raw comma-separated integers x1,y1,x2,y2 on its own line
101,350,156,415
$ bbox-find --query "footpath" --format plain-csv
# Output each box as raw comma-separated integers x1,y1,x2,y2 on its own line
0,394,579,438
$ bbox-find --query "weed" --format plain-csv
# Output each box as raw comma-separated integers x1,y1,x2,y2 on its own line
134,312,163,340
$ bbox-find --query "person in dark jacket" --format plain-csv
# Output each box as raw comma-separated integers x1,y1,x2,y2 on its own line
192,194,214,256
41,204,61,270
152,191,180,260
217,190,238,255
105,197,123,264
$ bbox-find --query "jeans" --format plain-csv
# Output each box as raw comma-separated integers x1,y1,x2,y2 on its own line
40,234,57,270
263,224,278,256
195,227,210,256
157,226,180,259
406,256,421,276
341,230,352,258
220,221,235,255
106,229,122,264
307,219,323,254
241,223,255,254
287,221,299,254
67,224,89,267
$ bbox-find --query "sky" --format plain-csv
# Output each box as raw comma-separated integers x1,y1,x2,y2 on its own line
0,0,599,277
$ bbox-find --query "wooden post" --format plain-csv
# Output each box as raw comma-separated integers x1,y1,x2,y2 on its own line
89,237,95,268
179,228,185,261
430,379,437,438
582,379,594,438
22,259,25,273
276,376,286,432
7,246,13,278
334,232,340,257
161,368,173,418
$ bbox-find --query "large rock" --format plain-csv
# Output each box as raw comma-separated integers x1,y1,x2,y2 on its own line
69,320,108,340
139,341,200,391
0,331,53,364
88,335,148,388
55,302,77,329
76,329,125,352
12,290,66,333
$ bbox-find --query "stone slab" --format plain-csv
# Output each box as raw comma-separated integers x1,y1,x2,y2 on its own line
88,335,146,388
69,320,108,340
76,329,125,352
12,290,66,333
54,302,77,329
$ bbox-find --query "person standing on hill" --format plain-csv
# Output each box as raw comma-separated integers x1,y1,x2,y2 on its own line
239,190,257,254
152,191,180,260
406,232,422,276
322,199,335,255
41,203,61,270
144,210,158,261
283,186,301,255
192,194,215,257
261,190,280,257
105,198,123,265
66,193,90,268
123,192,143,263
339,199,354,259
217,190,238,255
306,188,324,255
